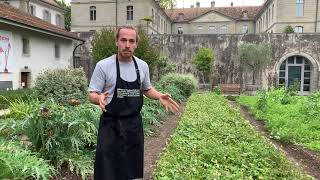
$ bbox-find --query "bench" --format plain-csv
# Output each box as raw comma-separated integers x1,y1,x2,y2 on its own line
220,84,241,96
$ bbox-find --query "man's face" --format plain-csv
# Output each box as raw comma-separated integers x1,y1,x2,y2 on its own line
116,28,138,60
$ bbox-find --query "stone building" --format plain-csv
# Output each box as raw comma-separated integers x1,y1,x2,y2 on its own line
71,0,320,34
256,0,320,33
71,0,171,34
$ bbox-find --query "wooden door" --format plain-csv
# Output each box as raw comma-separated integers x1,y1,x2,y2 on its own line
21,72,28,88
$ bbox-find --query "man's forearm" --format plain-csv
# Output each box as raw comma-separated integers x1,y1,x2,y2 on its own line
88,92,100,105
143,87,164,100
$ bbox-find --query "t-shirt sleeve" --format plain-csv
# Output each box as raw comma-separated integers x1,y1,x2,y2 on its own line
88,63,105,93
142,63,152,90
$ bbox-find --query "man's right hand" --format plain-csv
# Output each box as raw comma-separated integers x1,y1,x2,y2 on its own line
99,91,109,112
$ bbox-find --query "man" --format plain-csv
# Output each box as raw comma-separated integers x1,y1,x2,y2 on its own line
88,26,179,180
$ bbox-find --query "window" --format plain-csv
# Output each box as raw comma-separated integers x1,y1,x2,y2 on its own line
22,38,30,55
152,9,154,22
178,27,183,34
197,25,203,30
242,11,248,18
296,0,304,17
272,4,274,21
54,43,60,58
178,13,184,21
127,6,133,20
295,26,303,33
29,5,36,16
242,25,248,33
43,10,51,23
266,11,269,26
90,6,96,21
56,14,63,27
209,26,215,32
220,25,227,33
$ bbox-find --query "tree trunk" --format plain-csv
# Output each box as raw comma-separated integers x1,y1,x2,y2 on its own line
252,71,255,85
202,72,206,84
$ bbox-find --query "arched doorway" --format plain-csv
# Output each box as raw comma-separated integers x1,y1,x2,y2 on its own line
278,55,312,93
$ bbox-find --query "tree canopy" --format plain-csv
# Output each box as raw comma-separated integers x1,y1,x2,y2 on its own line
239,43,272,84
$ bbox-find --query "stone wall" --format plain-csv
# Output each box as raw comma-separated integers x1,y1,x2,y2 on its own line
150,33,320,92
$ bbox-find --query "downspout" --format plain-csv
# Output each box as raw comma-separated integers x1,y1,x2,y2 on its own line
316,0,319,32
73,40,85,68
116,0,118,27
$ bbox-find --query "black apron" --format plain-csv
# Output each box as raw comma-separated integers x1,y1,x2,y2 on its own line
94,56,144,180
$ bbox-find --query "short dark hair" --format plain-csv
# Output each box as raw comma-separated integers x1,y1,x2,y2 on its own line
115,25,139,43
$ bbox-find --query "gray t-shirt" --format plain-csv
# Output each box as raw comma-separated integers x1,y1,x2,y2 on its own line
88,55,152,104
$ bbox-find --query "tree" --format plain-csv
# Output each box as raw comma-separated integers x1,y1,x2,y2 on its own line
56,0,71,31
90,26,160,77
192,47,214,84
91,28,117,63
239,43,272,85
134,25,160,77
284,25,294,33
141,16,153,34
160,0,176,9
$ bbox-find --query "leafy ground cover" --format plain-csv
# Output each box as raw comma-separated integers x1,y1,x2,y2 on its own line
154,93,310,179
238,89,320,152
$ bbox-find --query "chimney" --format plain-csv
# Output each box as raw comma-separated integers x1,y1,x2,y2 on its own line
231,2,233,7
211,1,215,8
190,5,194,8
196,1,200,8
19,0,29,13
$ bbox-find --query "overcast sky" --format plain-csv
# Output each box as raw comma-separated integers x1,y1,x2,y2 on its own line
65,0,264,7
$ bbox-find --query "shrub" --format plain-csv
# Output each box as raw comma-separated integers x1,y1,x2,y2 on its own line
0,139,54,179
91,28,117,63
0,99,100,177
284,25,294,33
256,90,268,112
192,47,214,84
34,68,88,105
159,73,199,98
155,56,176,81
303,91,320,117
212,86,221,95
134,25,160,76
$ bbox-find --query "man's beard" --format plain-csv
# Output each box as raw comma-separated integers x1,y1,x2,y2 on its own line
119,50,133,59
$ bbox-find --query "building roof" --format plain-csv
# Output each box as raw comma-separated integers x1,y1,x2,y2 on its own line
165,6,262,22
40,0,65,11
41,0,60,7
0,2,82,41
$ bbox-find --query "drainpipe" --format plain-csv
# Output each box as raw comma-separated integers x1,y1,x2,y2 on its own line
315,0,319,32
73,41,85,68
116,0,118,27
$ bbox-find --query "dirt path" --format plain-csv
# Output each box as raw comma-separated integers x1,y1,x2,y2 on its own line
228,101,320,179
143,102,185,180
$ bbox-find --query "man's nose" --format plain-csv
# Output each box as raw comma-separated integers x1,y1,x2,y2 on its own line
125,40,130,47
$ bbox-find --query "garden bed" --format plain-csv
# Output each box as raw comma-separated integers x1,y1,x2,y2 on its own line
153,93,310,179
